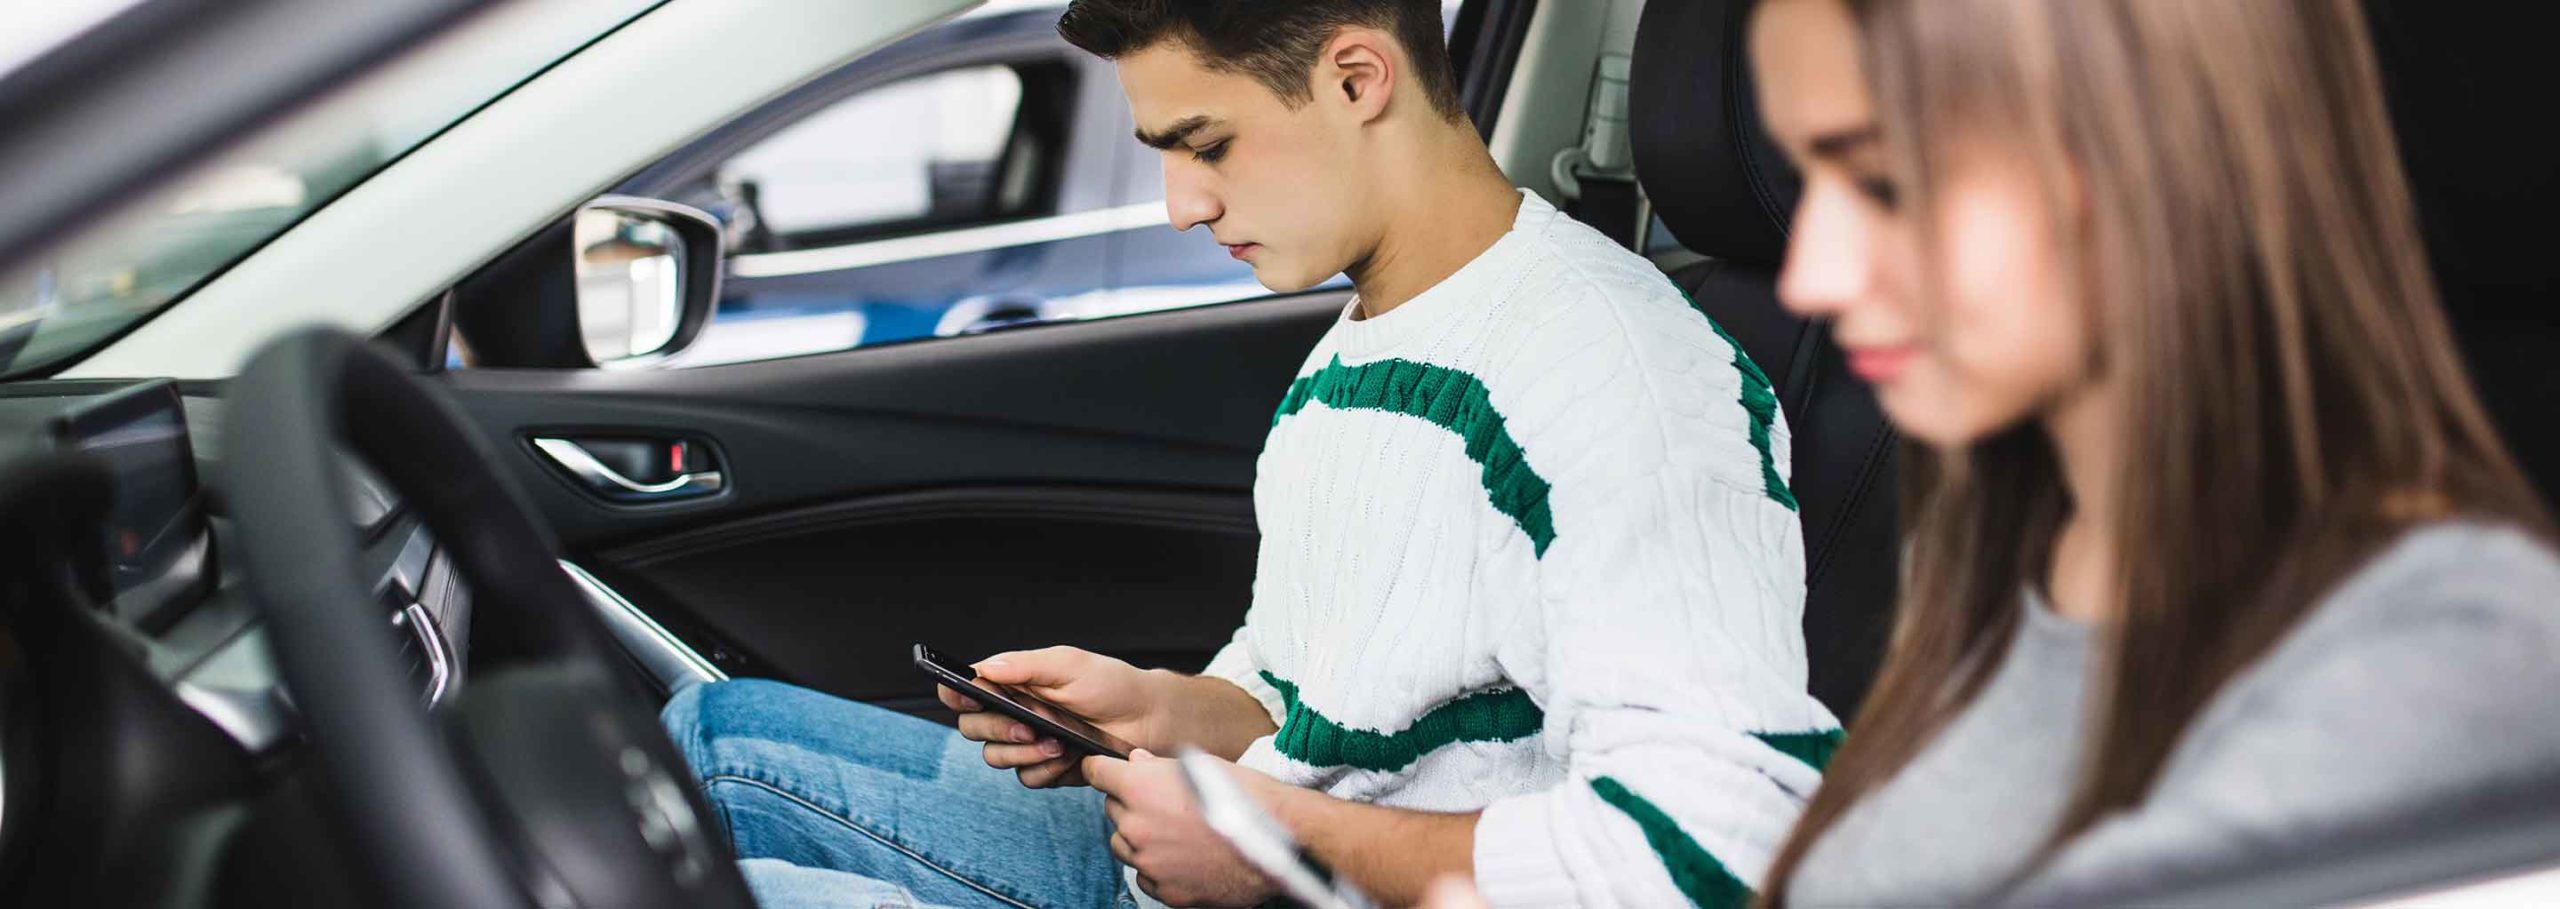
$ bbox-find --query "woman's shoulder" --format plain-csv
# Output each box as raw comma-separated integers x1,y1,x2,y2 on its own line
2292,519,2559,638
2178,518,2560,766
2012,521,2560,903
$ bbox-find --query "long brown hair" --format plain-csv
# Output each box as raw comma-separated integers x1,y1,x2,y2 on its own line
1760,0,2553,901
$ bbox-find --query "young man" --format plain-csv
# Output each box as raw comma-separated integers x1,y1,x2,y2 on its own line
659,1,1838,906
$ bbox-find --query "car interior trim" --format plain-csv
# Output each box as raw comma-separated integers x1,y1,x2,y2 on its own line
561,559,728,692
391,602,457,708
1484,0,1613,203
531,437,727,503
600,484,1259,569
727,200,1171,279
173,672,293,757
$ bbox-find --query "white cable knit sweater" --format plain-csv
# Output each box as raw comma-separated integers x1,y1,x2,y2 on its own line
1191,191,1839,907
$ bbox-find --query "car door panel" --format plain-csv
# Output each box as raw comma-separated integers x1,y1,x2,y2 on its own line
439,290,1343,705
584,485,1254,712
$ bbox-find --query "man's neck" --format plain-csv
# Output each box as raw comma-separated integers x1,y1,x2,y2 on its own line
1344,135,1522,319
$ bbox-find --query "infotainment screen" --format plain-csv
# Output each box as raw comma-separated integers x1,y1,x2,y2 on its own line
50,380,215,630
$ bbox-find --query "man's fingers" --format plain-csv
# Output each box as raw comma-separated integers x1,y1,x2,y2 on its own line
1080,753,1125,792
934,684,981,713
955,712,1030,744
972,645,1089,689
1420,876,1491,909
981,740,1066,768
1015,757,1081,788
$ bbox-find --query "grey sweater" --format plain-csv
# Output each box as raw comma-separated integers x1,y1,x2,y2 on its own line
1788,521,2560,907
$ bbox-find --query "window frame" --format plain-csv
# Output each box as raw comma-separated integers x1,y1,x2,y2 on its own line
612,12,1090,256
713,58,1077,253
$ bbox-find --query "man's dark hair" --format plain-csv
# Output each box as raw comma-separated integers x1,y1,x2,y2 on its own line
1058,0,1463,119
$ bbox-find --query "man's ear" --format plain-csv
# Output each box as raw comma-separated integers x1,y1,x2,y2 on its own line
1320,28,1398,123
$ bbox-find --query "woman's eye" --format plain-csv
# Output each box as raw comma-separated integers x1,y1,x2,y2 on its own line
1854,175,1901,209
1194,140,1230,164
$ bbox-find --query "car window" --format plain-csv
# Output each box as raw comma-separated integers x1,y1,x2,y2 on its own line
0,0,661,380
721,65,1030,250
641,2,1472,369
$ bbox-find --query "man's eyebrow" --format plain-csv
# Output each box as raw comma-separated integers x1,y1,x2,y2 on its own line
1807,125,1882,159
1134,115,1217,150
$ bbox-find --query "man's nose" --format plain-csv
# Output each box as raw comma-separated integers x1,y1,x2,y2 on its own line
1163,162,1222,233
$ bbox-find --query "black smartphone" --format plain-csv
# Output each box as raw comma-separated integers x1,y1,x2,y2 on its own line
914,644,1132,760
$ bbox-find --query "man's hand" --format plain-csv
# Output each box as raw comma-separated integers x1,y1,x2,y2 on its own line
940,646,1167,787
1085,749,1278,908
1418,876,1489,909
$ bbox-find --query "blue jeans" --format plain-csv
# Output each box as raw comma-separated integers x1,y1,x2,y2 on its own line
661,679,1136,909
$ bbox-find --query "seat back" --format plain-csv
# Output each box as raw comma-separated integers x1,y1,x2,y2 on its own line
2360,0,2558,510
1627,0,1899,720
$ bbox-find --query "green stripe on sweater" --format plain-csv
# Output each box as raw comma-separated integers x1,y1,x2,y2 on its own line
1590,776,1753,909
1754,728,1844,772
1273,356,1558,557
1672,287,1800,512
1260,671,1544,772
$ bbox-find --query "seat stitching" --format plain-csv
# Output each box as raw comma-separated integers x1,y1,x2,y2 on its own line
1808,419,1896,592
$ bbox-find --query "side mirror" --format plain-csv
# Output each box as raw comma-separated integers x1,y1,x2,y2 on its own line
447,195,721,369
573,196,721,367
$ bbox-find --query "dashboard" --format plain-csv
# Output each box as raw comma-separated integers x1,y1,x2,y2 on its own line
0,378,472,755
0,374,717,906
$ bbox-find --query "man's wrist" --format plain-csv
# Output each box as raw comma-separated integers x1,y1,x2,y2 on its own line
1147,669,1277,758
1258,782,1479,906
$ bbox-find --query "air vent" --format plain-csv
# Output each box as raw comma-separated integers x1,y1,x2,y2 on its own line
389,603,455,707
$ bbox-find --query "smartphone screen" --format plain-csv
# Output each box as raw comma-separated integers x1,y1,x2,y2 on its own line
914,645,1133,759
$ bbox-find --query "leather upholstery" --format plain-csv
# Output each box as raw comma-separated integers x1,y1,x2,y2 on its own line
1630,0,1900,720
2360,0,2558,508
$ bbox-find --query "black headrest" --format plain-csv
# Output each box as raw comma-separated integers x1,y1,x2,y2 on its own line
2359,0,2559,504
1630,0,1799,265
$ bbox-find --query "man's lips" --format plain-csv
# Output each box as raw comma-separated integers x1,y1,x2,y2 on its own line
1224,242,1259,261
1845,344,1917,383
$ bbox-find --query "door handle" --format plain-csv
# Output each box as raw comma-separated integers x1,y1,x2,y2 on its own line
531,437,725,503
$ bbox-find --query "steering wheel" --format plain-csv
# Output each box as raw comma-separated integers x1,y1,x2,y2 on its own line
223,329,754,909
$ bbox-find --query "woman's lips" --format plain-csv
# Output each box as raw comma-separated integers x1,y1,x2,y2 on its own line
1845,344,1917,383
1225,242,1259,261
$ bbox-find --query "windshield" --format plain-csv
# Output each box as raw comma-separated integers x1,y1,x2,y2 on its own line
0,0,663,379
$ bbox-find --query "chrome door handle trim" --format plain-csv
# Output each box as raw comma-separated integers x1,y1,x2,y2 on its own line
393,602,457,708
531,437,725,502
561,560,727,692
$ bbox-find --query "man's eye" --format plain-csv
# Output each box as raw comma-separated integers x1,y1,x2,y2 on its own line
1194,140,1230,164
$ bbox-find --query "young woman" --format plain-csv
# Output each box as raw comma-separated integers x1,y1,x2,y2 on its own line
1746,0,2560,904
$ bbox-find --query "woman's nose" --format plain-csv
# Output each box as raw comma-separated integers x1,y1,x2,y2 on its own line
1777,181,1876,320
